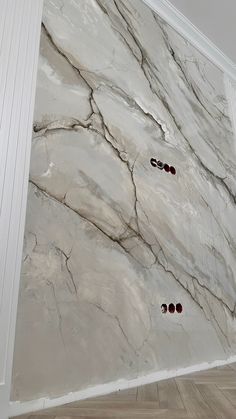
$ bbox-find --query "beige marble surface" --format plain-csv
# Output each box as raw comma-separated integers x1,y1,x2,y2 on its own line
12,0,236,402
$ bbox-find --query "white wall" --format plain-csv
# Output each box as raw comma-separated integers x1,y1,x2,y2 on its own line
0,1,43,417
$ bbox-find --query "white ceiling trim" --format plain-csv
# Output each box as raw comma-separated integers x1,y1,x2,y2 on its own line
142,0,236,81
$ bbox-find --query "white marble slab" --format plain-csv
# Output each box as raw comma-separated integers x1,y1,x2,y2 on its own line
12,0,236,402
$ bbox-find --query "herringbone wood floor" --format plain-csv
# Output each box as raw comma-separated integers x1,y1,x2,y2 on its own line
13,363,236,419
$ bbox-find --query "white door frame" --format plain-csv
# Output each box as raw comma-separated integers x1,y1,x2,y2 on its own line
0,1,43,417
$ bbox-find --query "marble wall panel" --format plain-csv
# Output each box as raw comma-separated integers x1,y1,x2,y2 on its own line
12,0,236,401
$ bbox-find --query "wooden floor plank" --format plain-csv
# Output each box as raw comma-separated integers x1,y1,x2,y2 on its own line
136,383,159,403
11,363,236,419
197,383,236,419
220,389,236,407
158,379,184,409
175,379,215,418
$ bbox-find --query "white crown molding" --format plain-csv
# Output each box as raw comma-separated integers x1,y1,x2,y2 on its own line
9,355,236,416
142,0,236,81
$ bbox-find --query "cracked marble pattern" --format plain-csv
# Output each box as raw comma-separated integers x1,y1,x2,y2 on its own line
12,0,236,402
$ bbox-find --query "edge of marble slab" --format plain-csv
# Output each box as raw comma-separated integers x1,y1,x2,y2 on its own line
10,355,236,416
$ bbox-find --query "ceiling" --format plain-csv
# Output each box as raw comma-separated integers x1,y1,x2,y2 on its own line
167,0,236,63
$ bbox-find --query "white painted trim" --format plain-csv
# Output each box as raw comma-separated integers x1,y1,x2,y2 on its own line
0,0,43,417
142,0,236,81
10,355,236,416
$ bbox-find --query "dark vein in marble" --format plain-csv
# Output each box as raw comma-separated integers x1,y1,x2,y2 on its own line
95,0,109,16
33,118,91,135
154,14,230,122
106,83,167,140
46,279,67,352
186,270,235,318
186,267,233,346
55,246,77,294
95,0,142,64
38,19,234,343
42,20,161,242
41,23,94,119
200,195,232,249
107,1,169,139
154,254,212,322
158,23,233,177
42,20,167,145
29,179,233,348
157,255,232,347
23,231,37,262
32,118,158,270
161,26,227,124
43,9,235,210
109,4,236,205
195,285,230,349
87,301,137,354
156,88,236,206
40,24,164,270
113,1,159,99
207,296,231,347
152,18,236,198
156,242,234,344
29,179,155,269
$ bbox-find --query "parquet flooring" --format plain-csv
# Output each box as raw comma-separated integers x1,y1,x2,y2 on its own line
12,363,236,419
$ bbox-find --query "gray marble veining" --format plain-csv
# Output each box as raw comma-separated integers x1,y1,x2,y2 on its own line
12,0,236,402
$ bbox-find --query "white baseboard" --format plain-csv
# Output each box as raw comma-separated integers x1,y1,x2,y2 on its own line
10,355,236,416
142,0,236,81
